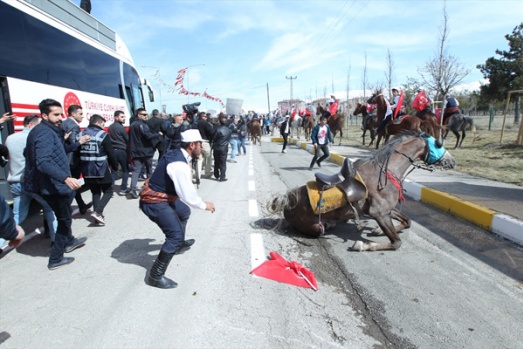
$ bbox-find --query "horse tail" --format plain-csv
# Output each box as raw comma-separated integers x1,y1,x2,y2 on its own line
468,117,476,133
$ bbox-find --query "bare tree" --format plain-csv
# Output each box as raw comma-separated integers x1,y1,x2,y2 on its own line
362,51,368,98
346,63,351,104
418,1,469,102
384,48,395,100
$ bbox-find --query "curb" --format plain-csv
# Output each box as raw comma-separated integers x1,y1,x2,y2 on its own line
271,136,523,246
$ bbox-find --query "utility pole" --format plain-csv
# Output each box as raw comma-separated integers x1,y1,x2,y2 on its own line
266,83,271,114
286,76,297,109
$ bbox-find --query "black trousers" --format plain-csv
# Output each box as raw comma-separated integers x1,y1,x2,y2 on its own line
112,149,130,191
43,194,76,263
213,149,228,180
282,133,289,151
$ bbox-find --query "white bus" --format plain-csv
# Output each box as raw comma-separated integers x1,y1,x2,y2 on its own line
0,0,154,199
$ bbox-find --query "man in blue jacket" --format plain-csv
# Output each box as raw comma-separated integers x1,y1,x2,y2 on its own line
24,99,87,270
309,116,334,170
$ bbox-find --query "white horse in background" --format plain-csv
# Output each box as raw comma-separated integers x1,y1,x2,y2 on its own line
290,113,302,139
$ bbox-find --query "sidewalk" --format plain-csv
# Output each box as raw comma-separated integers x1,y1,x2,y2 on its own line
272,136,523,246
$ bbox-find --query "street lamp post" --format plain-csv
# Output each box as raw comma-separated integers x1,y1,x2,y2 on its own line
141,65,163,111
286,76,297,111
185,63,205,103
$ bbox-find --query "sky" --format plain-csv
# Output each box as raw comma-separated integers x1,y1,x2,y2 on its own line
87,0,523,114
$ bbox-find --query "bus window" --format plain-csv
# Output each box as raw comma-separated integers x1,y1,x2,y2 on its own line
132,84,144,111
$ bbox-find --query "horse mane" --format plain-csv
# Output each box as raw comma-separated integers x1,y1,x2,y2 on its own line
355,131,420,167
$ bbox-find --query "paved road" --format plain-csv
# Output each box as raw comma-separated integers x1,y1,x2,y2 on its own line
1,135,522,348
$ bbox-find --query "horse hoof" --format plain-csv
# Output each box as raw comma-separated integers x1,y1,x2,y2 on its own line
351,241,364,252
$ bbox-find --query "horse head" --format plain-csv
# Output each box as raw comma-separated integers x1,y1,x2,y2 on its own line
315,104,324,116
421,133,456,170
366,93,378,105
353,103,365,116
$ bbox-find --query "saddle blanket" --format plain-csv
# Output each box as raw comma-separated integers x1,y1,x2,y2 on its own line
306,172,366,215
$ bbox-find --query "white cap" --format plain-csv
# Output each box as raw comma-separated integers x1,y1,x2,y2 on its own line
181,129,203,142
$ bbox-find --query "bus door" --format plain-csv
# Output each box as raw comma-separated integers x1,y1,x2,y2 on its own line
0,76,13,201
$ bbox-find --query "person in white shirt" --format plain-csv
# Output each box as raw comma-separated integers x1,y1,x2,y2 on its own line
309,116,334,169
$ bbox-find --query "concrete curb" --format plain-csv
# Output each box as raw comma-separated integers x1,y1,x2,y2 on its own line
271,136,523,246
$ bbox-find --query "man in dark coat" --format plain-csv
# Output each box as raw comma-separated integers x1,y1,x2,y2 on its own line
108,110,130,194
129,108,160,199
279,113,291,153
211,114,232,182
147,109,168,160
24,99,87,270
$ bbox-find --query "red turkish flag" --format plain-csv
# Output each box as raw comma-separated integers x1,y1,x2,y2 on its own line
394,91,404,119
251,251,318,290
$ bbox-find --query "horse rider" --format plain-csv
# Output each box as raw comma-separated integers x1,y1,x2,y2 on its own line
361,102,376,131
442,95,460,125
322,95,339,121
390,88,405,118
374,90,394,134
411,88,433,119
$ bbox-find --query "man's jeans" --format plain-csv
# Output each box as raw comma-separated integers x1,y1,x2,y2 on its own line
229,138,238,160
10,182,57,241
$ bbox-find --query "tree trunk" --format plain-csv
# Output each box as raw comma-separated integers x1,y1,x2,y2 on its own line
514,96,521,125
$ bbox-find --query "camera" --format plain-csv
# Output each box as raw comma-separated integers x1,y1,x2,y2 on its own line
182,102,201,115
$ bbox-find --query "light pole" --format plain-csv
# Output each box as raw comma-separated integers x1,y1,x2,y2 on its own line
186,63,205,103
141,65,163,111
286,76,297,111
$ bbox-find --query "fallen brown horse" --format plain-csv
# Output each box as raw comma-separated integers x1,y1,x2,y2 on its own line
267,132,456,251
316,105,344,145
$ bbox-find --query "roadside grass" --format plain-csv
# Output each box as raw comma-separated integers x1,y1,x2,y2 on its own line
339,119,523,187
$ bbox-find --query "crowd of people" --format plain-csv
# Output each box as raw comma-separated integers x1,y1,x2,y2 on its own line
0,100,275,288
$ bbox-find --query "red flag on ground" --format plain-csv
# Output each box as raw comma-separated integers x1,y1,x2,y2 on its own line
393,90,404,119
250,251,318,291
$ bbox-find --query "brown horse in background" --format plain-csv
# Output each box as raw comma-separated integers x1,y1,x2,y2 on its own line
301,115,315,141
247,120,262,145
353,103,377,146
267,132,456,251
316,105,344,145
416,109,443,141
367,93,423,148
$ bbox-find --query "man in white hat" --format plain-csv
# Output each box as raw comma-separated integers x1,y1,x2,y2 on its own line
139,129,215,289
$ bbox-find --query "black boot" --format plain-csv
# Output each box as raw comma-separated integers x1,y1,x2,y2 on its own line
148,251,178,289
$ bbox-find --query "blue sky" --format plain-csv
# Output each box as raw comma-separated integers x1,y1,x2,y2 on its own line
89,0,523,114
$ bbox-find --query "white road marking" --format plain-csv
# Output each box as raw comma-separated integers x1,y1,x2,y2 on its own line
248,168,254,176
248,180,255,191
250,233,266,271
249,199,259,217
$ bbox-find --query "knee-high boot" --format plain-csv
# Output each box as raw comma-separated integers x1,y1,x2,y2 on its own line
148,250,177,289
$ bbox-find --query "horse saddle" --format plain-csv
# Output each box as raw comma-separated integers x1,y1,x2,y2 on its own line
307,158,368,214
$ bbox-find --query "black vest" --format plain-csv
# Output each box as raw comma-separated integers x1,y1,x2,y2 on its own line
79,127,108,178
148,149,187,195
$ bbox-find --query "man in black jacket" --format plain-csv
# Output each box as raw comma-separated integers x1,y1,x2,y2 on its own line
108,110,130,194
24,99,87,270
79,114,119,225
147,109,168,160
129,108,161,199
196,111,214,181
61,104,92,214
212,114,232,182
